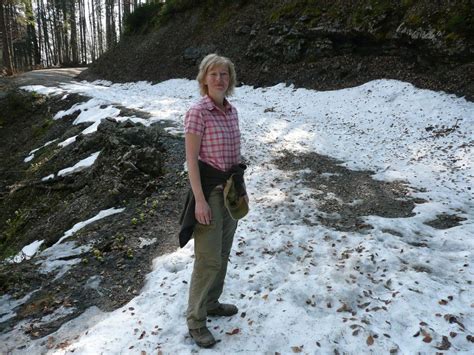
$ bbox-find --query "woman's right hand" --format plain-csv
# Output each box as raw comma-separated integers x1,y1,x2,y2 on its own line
195,199,212,225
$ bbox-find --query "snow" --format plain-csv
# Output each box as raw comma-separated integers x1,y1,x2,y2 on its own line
58,135,77,147
7,239,44,263
0,290,39,323
5,78,472,354
55,207,126,245
42,174,55,182
57,151,101,177
139,237,158,248
37,241,92,280
37,306,77,324
21,85,63,96
24,139,58,163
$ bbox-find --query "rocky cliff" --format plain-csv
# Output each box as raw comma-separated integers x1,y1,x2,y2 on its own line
80,0,473,100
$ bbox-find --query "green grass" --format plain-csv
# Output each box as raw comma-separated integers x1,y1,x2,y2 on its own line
0,209,28,259
123,2,163,35
406,13,422,27
269,0,324,23
124,0,249,33
445,6,473,36
32,117,54,138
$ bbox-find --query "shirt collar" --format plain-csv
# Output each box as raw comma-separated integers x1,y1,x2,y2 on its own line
203,95,232,112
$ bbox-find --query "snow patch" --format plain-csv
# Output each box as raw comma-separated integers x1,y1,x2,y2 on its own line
57,151,100,177
55,207,125,245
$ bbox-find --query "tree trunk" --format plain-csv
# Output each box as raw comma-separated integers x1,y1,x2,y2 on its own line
62,0,70,64
105,0,111,49
40,0,52,66
96,0,104,55
70,0,79,64
0,0,14,75
25,0,40,66
88,0,96,61
123,0,130,18
118,0,121,36
51,0,61,65
36,0,43,66
80,0,87,63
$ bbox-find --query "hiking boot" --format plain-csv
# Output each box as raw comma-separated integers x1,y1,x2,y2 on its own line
189,326,216,348
207,303,238,317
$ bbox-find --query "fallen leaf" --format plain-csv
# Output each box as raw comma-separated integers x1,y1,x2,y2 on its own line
337,303,351,312
422,334,432,343
226,328,240,335
367,335,374,346
435,336,451,350
439,299,448,305
291,346,303,353
444,314,465,329
55,340,71,350
262,294,269,300
47,337,55,349
141,351,146,355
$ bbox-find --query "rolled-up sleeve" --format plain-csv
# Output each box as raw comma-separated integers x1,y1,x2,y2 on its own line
184,107,204,136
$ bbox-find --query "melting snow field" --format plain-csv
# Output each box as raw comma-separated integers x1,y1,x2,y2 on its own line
1,78,473,354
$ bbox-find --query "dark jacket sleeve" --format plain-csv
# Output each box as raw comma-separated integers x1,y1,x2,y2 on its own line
178,190,195,248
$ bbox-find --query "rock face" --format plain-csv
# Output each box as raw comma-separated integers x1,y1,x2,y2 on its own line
80,0,473,100
0,91,187,336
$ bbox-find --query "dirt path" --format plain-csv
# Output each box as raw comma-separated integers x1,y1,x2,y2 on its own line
0,68,87,94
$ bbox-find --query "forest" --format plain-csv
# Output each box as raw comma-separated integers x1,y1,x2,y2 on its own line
0,0,163,74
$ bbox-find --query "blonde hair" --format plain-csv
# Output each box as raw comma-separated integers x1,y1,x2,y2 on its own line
197,54,237,97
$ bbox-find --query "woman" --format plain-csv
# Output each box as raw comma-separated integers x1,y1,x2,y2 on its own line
179,54,248,348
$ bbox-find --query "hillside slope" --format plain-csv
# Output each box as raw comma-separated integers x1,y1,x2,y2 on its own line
80,0,474,100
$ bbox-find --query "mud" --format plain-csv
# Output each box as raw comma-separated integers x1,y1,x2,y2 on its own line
273,151,425,232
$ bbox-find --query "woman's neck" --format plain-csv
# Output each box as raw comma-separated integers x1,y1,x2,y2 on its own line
208,93,225,110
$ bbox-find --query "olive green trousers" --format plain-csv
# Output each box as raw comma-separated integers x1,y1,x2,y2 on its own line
186,187,238,330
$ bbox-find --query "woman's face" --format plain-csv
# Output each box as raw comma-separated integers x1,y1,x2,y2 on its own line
205,64,230,98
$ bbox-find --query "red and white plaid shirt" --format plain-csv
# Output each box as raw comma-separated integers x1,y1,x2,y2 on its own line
184,95,241,172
